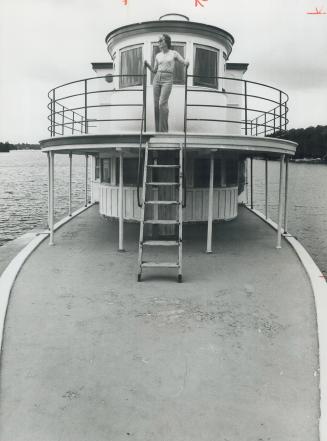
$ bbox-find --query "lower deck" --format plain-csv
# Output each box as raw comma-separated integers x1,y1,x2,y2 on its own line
0,204,319,440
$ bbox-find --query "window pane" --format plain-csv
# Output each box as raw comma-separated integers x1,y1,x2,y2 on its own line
116,158,143,186
101,159,111,183
213,159,221,186
120,46,143,88
95,157,100,180
226,159,238,185
193,159,209,187
194,47,218,88
151,44,185,84
193,158,222,187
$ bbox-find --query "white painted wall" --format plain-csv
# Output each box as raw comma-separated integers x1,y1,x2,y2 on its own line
92,30,235,134
99,184,238,222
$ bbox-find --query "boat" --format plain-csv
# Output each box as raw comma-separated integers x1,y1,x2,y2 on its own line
1,13,327,440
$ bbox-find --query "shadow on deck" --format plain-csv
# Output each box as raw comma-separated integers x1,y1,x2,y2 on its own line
0,204,319,441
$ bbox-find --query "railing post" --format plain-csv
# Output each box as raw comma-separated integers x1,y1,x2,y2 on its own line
284,103,288,131
244,81,248,135
250,156,253,209
255,118,258,136
49,151,55,246
69,152,72,216
62,107,65,136
52,89,56,136
264,112,267,136
84,79,88,134
273,107,276,134
72,111,75,135
265,158,268,219
118,149,125,252
85,154,88,207
276,154,285,248
47,152,50,226
206,151,215,253
50,99,53,137
283,156,289,233
279,90,282,132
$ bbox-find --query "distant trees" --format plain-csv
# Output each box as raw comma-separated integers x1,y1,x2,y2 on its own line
0,142,12,152
0,142,40,151
272,125,327,159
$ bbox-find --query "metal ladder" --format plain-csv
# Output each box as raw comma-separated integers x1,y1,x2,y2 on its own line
137,143,183,283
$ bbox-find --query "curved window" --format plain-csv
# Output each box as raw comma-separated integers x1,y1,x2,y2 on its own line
119,45,143,88
193,45,219,89
151,43,186,85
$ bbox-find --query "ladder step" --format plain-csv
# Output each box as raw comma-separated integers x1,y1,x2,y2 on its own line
146,182,179,186
142,262,179,268
143,240,179,246
144,220,179,225
147,164,179,168
145,200,179,205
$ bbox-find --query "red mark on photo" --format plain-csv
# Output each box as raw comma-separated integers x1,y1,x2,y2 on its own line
319,274,327,279
122,0,128,5
306,7,326,14
195,0,208,7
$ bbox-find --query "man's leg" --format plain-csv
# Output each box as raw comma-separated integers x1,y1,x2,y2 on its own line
158,82,173,132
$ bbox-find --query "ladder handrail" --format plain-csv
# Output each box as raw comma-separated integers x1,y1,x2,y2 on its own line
137,64,147,208
183,66,189,208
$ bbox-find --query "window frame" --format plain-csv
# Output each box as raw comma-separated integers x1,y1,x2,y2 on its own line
193,44,219,89
150,42,186,85
101,158,112,184
119,44,144,89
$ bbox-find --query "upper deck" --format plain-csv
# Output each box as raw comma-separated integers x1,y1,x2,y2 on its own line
41,16,295,157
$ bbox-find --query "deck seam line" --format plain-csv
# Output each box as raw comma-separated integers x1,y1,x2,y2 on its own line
245,203,327,441
0,203,95,355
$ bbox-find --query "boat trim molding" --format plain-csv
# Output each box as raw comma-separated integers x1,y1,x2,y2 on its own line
0,203,95,354
245,204,327,441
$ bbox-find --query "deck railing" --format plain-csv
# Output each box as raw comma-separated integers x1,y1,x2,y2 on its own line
47,73,289,138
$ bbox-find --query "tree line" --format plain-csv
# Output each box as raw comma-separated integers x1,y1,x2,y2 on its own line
272,125,327,159
0,142,40,152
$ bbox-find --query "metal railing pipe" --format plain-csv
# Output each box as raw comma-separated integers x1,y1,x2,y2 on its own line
69,152,72,216
276,154,285,248
265,158,268,219
283,156,289,233
244,81,248,135
85,154,88,207
250,157,253,209
84,80,88,134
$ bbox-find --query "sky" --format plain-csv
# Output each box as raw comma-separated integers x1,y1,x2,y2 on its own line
0,0,326,143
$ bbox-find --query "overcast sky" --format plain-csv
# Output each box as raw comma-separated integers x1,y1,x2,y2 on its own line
0,0,326,143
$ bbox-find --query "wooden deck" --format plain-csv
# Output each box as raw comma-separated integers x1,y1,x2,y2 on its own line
0,204,319,440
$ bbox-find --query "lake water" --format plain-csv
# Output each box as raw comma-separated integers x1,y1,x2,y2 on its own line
0,151,326,274
0,150,89,243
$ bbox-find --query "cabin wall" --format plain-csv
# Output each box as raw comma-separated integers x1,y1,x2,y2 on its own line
92,31,233,134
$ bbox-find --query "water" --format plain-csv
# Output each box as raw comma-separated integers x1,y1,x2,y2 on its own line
0,150,90,244
0,152,326,274
249,159,327,275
